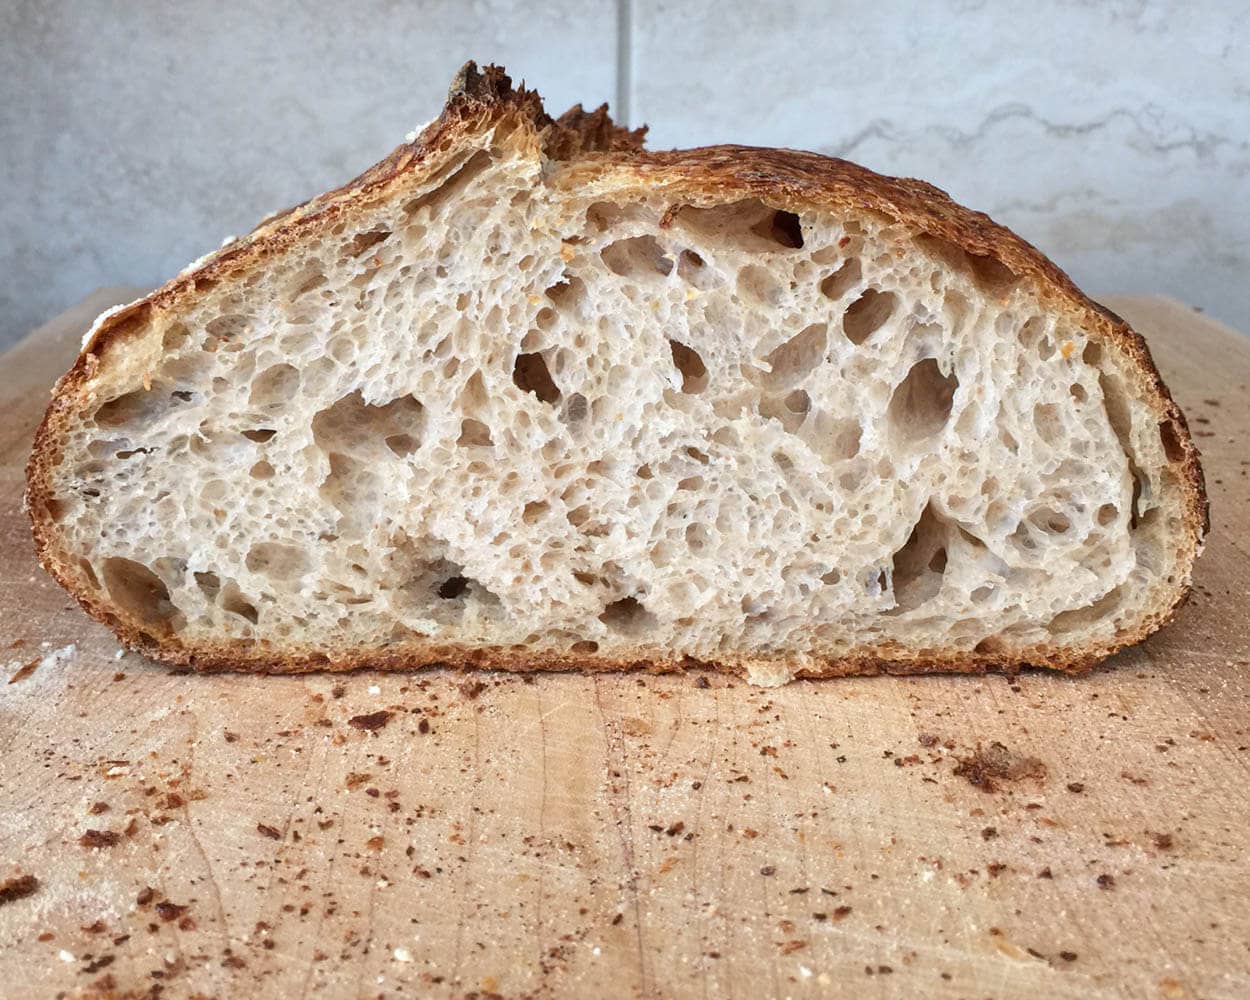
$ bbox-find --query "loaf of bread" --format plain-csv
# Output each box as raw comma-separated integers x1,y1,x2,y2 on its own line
26,63,1206,685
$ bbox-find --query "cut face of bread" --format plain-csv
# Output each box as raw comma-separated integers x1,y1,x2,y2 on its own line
27,64,1206,685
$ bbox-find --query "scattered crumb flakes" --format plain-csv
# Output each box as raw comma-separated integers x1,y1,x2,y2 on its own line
58,949,75,963
348,710,392,732
7,659,38,684
953,741,1047,792
78,829,121,849
367,684,381,695
256,824,281,840
0,874,39,905
393,947,412,963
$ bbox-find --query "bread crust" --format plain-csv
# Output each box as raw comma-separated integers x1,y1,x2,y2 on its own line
25,63,1207,681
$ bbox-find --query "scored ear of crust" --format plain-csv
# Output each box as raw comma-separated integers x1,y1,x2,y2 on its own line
25,61,1207,683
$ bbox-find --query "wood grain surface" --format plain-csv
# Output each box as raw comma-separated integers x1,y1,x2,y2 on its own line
1,292,1247,1000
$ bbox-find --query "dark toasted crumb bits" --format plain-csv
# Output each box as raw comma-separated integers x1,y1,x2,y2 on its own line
256,824,281,840
0,874,39,905
83,955,115,974
136,887,155,906
1152,832,1175,850
694,675,710,689
987,862,1008,878
8,659,38,684
154,901,187,922
88,802,110,815
79,829,121,849
759,866,776,876
953,742,1047,792
812,912,827,921
348,710,392,732
1096,874,1115,890
331,685,346,699
665,822,685,837
981,827,998,841
459,680,488,699
1066,782,1085,793
345,772,372,789
612,913,623,926
223,731,239,743
878,965,893,974
832,906,853,921
1038,867,1053,879
418,719,431,735
1059,951,1078,962
918,733,939,747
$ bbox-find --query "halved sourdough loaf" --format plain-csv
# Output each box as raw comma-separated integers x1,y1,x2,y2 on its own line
26,63,1206,685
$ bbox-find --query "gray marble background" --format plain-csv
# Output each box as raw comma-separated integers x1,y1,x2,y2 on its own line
3,0,1247,351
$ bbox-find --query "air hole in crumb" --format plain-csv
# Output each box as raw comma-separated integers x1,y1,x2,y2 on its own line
677,249,720,289
221,584,259,624
1082,340,1103,366
599,596,657,636
158,322,190,352
1096,503,1118,526
1159,420,1185,463
245,542,309,580
670,340,708,393
242,428,276,443
1032,403,1061,445
571,640,599,655
79,559,100,588
194,571,221,601
753,324,827,390
522,500,550,525
751,209,804,248
438,576,470,599
312,391,425,458
917,234,1018,295
600,235,673,278
1070,382,1088,403
738,265,784,305
402,149,492,216
887,358,958,444
784,390,810,414
821,569,841,585
342,227,390,257
1048,586,1122,635
249,460,274,480
842,288,897,344
457,420,493,447
102,558,182,632
513,352,560,404
564,393,589,422
1030,508,1071,534
886,504,950,615
204,314,249,350
386,433,419,456
95,389,166,429
819,258,861,300
545,275,586,311
250,364,300,407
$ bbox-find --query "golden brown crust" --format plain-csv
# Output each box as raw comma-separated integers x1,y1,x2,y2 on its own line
25,62,1206,680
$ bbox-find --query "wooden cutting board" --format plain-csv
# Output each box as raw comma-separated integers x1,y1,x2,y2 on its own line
1,292,1247,1000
